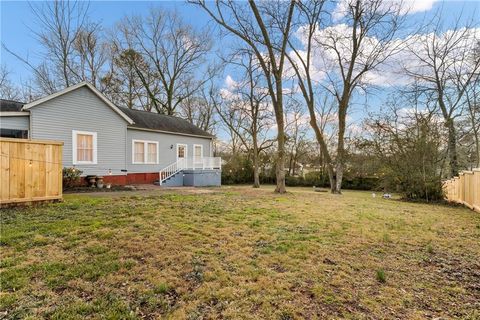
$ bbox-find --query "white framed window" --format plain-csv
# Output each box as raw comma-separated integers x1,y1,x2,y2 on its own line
132,140,158,164
176,144,187,160
193,144,203,160
72,130,97,165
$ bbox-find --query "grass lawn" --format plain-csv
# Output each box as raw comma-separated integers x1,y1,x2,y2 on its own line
1,186,479,319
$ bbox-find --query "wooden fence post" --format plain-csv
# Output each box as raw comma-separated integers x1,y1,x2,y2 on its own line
473,169,480,213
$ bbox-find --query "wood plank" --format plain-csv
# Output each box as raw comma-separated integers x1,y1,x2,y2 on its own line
0,141,10,201
0,137,63,145
58,145,63,197
9,142,25,199
45,144,54,197
0,195,62,205
35,144,46,198
24,142,33,200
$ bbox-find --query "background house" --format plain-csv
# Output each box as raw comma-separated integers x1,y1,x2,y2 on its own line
0,82,221,186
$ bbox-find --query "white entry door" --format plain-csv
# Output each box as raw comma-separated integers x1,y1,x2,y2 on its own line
177,144,187,168
177,144,187,160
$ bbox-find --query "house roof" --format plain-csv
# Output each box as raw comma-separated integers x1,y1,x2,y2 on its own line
22,82,134,124
119,107,213,138
3,82,213,138
0,99,24,112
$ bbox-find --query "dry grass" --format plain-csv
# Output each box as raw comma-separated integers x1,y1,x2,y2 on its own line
1,186,479,319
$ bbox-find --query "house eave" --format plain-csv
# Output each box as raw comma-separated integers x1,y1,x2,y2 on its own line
127,126,214,139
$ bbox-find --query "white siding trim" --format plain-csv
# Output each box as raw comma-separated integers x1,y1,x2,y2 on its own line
132,139,159,164
0,112,30,117
23,82,134,124
72,130,97,165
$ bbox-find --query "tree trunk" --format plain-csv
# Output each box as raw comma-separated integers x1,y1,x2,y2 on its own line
331,102,347,194
253,140,260,188
475,132,480,168
334,162,343,194
253,158,260,188
275,120,287,193
446,118,459,176
328,168,336,193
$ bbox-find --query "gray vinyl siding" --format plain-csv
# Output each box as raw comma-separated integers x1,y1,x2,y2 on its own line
29,86,128,176
0,116,30,130
126,128,212,173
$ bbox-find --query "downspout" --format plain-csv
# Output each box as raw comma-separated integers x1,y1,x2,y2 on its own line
125,125,128,178
28,111,32,139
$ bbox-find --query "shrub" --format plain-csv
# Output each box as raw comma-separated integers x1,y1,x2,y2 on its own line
63,167,83,189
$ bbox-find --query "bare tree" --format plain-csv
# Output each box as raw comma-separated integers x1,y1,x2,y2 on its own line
286,0,404,193
403,15,480,176
102,46,156,110
180,79,219,133
191,0,296,193
74,22,108,88
285,100,310,176
0,66,22,101
117,9,213,115
216,50,275,187
464,69,480,167
363,99,446,200
3,1,111,95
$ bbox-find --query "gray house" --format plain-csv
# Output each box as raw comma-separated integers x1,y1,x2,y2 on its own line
0,82,221,186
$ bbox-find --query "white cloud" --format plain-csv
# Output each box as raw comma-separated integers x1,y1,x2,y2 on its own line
292,20,480,89
333,0,439,21
224,75,237,90
401,0,438,14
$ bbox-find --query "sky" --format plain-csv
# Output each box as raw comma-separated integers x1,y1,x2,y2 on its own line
0,1,215,85
1,0,478,85
1,0,479,140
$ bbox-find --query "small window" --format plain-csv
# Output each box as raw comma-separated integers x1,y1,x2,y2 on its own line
147,142,157,163
132,140,158,164
0,129,28,138
194,145,203,159
134,141,144,163
72,130,97,164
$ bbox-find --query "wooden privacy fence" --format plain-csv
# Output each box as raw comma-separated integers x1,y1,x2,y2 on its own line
1,138,63,205
443,168,480,213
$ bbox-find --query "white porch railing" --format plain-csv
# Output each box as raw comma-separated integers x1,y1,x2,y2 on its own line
159,157,221,185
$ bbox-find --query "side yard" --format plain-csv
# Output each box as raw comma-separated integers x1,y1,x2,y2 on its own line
1,186,479,319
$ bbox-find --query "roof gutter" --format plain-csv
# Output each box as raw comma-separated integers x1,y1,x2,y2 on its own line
0,111,30,117
127,126,214,139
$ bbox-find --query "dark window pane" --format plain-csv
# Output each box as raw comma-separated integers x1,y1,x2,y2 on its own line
0,129,28,138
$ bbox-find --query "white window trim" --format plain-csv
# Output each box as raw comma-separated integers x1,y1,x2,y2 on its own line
193,144,203,161
72,130,97,165
176,143,188,160
132,139,159,164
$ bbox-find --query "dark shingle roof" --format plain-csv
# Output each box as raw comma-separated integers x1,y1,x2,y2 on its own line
118,107,213,138
0,99,24,112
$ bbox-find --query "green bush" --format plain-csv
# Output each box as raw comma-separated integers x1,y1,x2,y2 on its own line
221,156,254,185
63,167,83,189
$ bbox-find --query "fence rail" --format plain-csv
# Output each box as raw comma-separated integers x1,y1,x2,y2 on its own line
0,138,63,205
443,168,480,213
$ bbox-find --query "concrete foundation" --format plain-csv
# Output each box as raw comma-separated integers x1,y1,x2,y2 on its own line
183,169,221,187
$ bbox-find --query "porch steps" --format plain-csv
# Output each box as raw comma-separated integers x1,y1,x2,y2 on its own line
154,170,184,187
